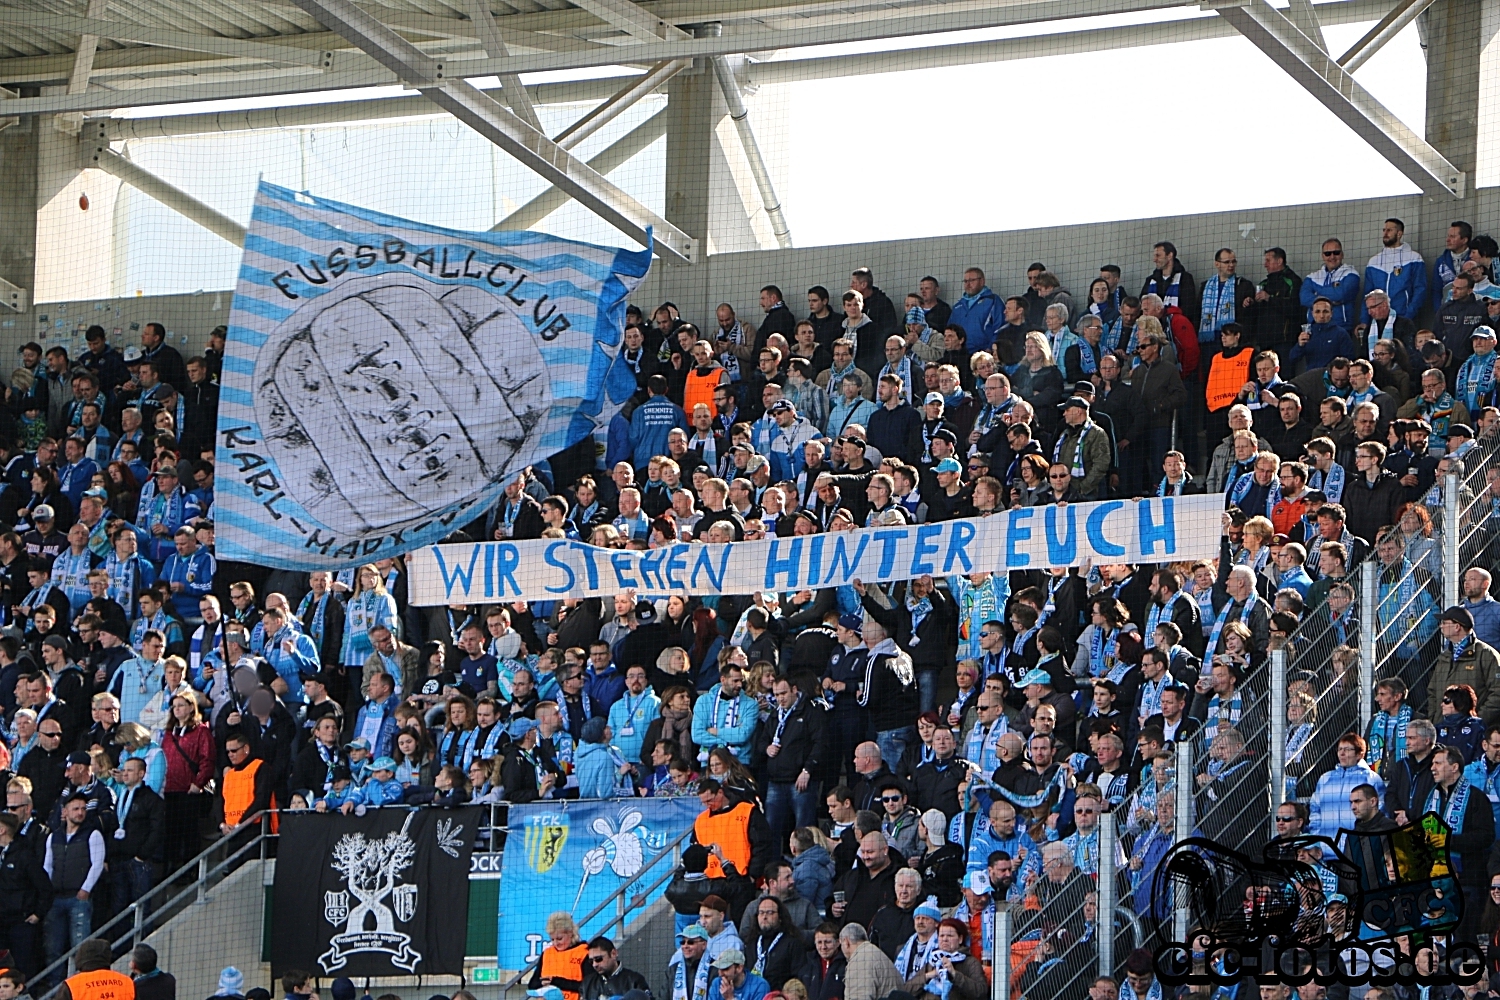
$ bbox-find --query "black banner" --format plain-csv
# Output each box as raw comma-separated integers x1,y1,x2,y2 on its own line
272,807,479,977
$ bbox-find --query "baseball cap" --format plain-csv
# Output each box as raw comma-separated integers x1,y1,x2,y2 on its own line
155,466,178,478
527,989,564,1000
32,504,53,521
838,613,864,631
934,457,962,475
1060,396,1090,412
66,751,92,766
82,487,108,500
924,392,944,405
1473,326,1497,341
345,737,371,752
932,428,957,445
371,756,397,772
1441,605,1475,629
634,600,657,623
842,435,866,450
712,949,746,970
1451,423,1475,439
679,925,710,942
1019,668,1053,688
1072,381,1096,396
769,400,794,414
701,894,730,913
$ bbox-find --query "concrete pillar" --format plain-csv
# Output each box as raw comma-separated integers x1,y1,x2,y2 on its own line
1419,0,1482,288
0,90,41,312
661,26,721,317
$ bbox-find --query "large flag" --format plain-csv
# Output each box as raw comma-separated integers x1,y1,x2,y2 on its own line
271,807,479,977
216,181,651,570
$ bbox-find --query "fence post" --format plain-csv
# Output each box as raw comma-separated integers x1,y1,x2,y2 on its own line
1097,810,1116,978
1268,648,1287,830
1173,737,1193,945
1360,559,1378,730
992,902,1012,1000
1445,471,1461,609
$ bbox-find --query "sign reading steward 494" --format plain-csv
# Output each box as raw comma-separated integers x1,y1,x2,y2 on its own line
216,181,650,571
408,494,1223,605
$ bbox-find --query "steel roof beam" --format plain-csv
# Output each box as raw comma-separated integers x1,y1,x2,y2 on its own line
289,0,695,261
1213,0,1463,197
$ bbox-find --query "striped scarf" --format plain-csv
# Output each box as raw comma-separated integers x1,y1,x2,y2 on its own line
1208,599,1255,656
1055,421,1094,478
1146,590,1190,639
1199,273,1237,340
1456,351,1497,413
1428,777,1476,839
1416,391,1458,438
1367,704,1411,774
1229,472,1280,516
1145,269,1184,311
880,355,919,406
1157,475,1191,497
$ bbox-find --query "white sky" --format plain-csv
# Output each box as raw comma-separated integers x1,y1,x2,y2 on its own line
84,11,1432,277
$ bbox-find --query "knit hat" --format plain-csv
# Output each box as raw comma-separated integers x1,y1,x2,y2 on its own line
216,968,245,997
905,306,926,326
914,896,942,921
330,979,356,1000
581,717,608,744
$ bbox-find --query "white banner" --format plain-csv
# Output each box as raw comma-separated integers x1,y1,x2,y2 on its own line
407,494,1225,605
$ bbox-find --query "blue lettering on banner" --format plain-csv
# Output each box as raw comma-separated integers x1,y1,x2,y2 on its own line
544,542,576,593
637,548,666,591
575,542,602,590
943,521,975,573
610,551,638,590
690,546,730,590
1138,498,1176,557
872,529,906,576
805,535,826,584
1005,509,1034,568
1086,501,1127,558
435,546,480,599
1045,504,1077,564
764,537,803,590
910,524,943,575
496,544,521,597
825,533,871,585
664,545,689,589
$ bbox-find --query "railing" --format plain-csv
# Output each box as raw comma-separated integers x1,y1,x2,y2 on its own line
32,799,514,995
501,825,693,990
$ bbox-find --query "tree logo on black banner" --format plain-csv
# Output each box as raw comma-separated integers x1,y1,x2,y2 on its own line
319,812,422,973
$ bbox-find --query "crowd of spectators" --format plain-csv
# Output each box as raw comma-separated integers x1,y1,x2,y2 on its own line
5,219,1500,997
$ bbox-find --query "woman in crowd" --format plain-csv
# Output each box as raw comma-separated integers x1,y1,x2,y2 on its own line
340,563,399,675
393,728,435,788
161,691,213,869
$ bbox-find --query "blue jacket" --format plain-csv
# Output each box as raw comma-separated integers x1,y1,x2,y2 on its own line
691,684,760,760
574,741,619,799
1289,323,1355,371
949,288,1003,348
628,395,686,468
361,777,406,807
352,694,400,758
1463,596,1500,650
607,688,660,765
1363,245,1428,322
263,625,320,704
1464,756,1500,831
587,663,626,714
1300,266,1362,331
317,783,362,810
791,845,835,911
605,411,632,471
159,547,215,621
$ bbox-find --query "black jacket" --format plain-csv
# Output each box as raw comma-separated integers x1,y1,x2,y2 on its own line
1438,294,1489,364
110,783,166,863
743,926,806,991
911,756,965,819
828,858,896,930
1094,379,1145,452
800,953,846,1000
581,966,652,1000
866,403,923,468
1342,470,1405,547
753,695,828,784
0,837,51,921
860,584,954,673
1246,267,1303,349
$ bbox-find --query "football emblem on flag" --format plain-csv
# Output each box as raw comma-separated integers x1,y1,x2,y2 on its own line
254,276,553,533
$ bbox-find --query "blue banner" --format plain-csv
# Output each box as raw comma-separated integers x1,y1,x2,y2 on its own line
498,798,700,971
216,181,651,570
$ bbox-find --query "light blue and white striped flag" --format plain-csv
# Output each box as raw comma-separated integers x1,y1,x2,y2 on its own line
216,181,652,570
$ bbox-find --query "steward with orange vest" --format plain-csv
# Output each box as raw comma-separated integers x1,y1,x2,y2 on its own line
690,778,775,918
1204,324,1256,452
527,937,589,1000
214,737,277,835
59,939,132,1000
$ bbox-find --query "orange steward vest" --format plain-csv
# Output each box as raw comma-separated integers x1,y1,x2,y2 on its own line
541,942,589,1000
223,757,278,832
1205,350,1253,413
695,801,753,879
684,368,721,417
66,970,134,1000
